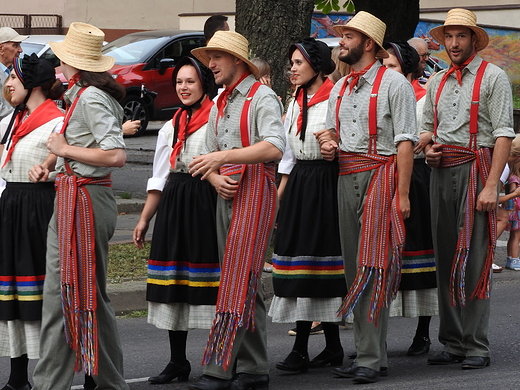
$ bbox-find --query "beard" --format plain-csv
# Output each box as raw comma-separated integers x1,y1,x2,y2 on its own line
339,41,365,66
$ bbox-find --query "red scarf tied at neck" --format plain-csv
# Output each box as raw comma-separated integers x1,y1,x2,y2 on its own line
2,99,64,168
295,78,334,140
442,52,477,86
169,97,214,169
346,61,376,95
216,71,251,118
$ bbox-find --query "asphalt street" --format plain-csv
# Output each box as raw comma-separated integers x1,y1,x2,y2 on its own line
1,124,520,389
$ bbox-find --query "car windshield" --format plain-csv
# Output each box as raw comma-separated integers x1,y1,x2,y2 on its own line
102,35,171,65
20,42,45,56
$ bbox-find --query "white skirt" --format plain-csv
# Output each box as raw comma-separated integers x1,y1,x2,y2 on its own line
148,302,216,331
268,296,343,323
389,288,439,317
0,320,41,359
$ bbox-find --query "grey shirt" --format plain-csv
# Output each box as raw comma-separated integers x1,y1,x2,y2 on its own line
0,67,14,121
421,54,514,147
56,84,125,178
204,74,285,155
326,61,417,155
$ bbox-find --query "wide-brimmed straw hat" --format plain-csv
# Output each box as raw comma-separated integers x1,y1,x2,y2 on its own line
0,27,28,43
191,31,259,78
430,8,489,52
332,11,389,59
49,22,114,72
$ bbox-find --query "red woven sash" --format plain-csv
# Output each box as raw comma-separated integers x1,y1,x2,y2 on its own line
55,172,112,375
336,151,405,323
438,145,496,305
202,162,276,370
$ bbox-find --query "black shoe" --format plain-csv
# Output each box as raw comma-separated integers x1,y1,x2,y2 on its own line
407,336,431,356
333,362,387,378
309,348,344,368
148,360,191,384
427,351,465,365
461,356,490,369
353,367,379,384
276,350,309,372
187,375,232,390
230,373,269,390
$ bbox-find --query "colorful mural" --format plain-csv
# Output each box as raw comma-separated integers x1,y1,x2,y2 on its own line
312,13,520,90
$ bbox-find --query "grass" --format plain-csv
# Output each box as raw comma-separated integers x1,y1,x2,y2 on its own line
107,242,149,282
119,191,133,199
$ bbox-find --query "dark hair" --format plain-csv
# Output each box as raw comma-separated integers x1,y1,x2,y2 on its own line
41,78,64,101
77,70,125,102
204,15,228,42
172,56,215,98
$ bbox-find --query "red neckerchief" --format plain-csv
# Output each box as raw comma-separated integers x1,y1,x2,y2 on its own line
2,99,64,168
169,97,214,169
295,78,334,138
346,61,376,95
68,73,81,90
442,52,477,86
216,71,250,118
411,79,426,101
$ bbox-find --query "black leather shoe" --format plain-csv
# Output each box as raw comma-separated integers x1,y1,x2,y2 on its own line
187,375,232,390
148,360,191,384
427,351,465,365
309,348,344,368
230,373,269,390
461,356,490,369
407,336,432,356
276,350,309,372
353,366,379,384
333,362,387,378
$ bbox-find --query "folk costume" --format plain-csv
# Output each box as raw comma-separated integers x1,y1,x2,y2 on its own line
423,9,514,362
191,31,285,381
328,12,417,375
0,55,62,390
143,57,219,384
32,23,129,390
269,38,346,372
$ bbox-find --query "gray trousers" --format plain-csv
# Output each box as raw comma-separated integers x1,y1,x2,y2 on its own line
204,182,269,380
33,185,129,390
338,171,389,371
430,163,491,358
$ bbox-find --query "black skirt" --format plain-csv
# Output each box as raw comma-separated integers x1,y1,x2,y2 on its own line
400,159,437,290
146,173,220,305
273,159,347,298
0,182,55,321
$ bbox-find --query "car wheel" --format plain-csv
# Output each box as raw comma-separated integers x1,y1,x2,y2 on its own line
121,95,149,136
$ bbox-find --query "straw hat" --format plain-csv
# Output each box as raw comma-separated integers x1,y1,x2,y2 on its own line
332,11,389,59
49,22,114,72
430,8,489,52
0,27,28,43
191,31,260,78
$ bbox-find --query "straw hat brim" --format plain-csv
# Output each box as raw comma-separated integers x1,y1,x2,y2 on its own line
429,24,489,52
191,46,260,78
49,40,114,72
332,25,389,59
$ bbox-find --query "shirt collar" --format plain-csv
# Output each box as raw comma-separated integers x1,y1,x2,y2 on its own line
233,74,257,97
461,53,483,76
356,60,382,89
0,62,10,77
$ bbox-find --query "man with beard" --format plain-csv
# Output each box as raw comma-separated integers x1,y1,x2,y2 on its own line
319,11,416,384
422,8,514,369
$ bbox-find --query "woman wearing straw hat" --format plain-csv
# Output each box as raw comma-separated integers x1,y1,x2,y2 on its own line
268,38,347,374
132,56,219,385
0,53,63,390
29,23,130,390
422,9,514,369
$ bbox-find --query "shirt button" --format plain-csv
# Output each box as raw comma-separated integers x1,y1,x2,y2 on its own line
354,90,359,94
177,158,180,161
353,105,357,108
353,119,356,123
224,144,227,147
356,193,360,197
226,115,230,118
225,129,228,132
453,117,456,120
354,186,359,190
453,103,456,106
300,150,303,153
351,133,355,137
455,90,459,94
353,176,357,181
180,169,184,172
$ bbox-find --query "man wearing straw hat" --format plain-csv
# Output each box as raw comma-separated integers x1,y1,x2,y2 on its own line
30,23,130,390
319,11,416,384
188,31,284,390
422,8,514,369
0,27,28,121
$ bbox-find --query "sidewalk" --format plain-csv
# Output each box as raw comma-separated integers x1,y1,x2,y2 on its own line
108,198,274,315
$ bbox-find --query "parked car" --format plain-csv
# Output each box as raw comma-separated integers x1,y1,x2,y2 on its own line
20,35,65,68
101,30,206,135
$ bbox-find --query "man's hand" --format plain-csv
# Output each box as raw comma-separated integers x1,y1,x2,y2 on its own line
320,140,338,161
29,164,50,183
314,129,337,146
425,143,442,167
46,133,69,157
414,132,433,154
476,186,498,212
399,194,411,220
207,171,238,200
189,151,227,180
